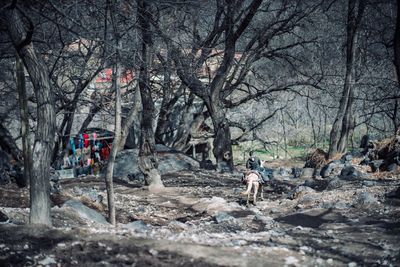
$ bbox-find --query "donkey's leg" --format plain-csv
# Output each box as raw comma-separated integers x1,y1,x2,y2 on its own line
253,183,259,205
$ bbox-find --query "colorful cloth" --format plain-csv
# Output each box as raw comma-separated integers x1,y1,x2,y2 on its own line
84,133,90,148
69,137,76,155
79,134,84,149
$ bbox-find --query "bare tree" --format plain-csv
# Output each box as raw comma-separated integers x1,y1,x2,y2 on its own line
16,53,30,188
328,0,366,158
157,0,318,169
137,0,164,189
2,3,56,225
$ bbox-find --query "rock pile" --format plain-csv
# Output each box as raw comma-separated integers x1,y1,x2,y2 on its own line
361,133,400,172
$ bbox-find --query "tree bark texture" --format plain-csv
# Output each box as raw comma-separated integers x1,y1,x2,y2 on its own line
393,0,400,133
137,0,164,189
118,87,141,151
5,6,56,225
16,53,30,187
105,61,121,226
328,0,365,159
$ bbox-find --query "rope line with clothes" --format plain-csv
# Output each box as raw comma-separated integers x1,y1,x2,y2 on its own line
61,130,114,176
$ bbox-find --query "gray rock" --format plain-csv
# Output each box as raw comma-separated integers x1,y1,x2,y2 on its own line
63,199,109,225
0,210,9,223
300,168,315,178
298,194,319,206
355,192,379,206
320,161,343,178
112,148,200,180
326,177,343,190
369,160,384,173
254,215,277,229
277,167,291,177
341,154,353,166
339,166,365,181
334,201,350,209
123,220,149,232
362,180,376,187
287,185,315,199
214,212,236,224
386,163,398,172
291,167,302,178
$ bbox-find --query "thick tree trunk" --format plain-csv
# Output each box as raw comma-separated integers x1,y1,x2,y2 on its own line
328,0,365,159
16,53,30,187
5,6,56,225
137,0,164,190
394,0,400,133
209,97,234,171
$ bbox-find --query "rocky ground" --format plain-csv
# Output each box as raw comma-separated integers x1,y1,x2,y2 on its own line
0,158,400,267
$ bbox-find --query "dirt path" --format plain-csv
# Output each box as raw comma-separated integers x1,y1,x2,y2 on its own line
0,168,399,266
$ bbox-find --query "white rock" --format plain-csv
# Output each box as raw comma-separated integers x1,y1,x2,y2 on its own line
285,256,299,265
38,256,57,265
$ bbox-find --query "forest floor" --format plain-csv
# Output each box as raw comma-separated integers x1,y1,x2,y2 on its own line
0,159,400,267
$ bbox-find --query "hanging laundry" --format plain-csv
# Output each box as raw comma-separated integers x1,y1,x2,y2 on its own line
84,132,90,148
92,132,97,146
70,137,76,155
102,146,110,161
79,133,84,149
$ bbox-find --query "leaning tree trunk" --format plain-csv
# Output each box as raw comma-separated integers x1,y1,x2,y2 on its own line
137,0,164,190
328,0,365,159
5,6,56,225
16,53,30,188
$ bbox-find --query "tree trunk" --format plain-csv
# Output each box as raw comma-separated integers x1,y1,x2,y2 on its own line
338,87,355,152
118,87,141,151
0,122,22,162
210,102,234,171
155,48,173,145
105,61,121,226
328,0,365,159
16,53,30,188
394,0,400,134
5,6,56,225
137,0,164,190
306,94,317,147
172,98,205,150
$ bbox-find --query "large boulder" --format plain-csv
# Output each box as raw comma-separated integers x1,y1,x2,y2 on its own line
62,199,109,225
320,160,344,178
112,145,200,180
